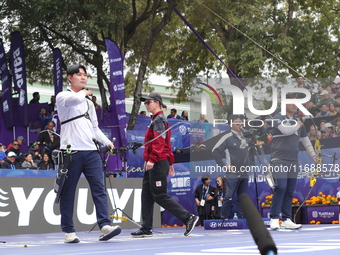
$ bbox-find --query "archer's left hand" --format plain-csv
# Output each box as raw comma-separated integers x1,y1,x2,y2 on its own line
107,143,116,155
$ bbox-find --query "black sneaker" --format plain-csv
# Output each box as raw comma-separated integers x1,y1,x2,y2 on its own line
130,229,153,238
184,214,199,236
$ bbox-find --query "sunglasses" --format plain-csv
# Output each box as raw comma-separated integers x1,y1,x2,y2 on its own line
13,144,19,146
144,100,156,105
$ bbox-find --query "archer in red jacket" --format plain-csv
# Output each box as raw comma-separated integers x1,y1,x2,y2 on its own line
131,92,198,238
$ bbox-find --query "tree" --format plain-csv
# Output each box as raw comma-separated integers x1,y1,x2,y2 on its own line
0,0,177,128
155,0,340,102
1,0,340,128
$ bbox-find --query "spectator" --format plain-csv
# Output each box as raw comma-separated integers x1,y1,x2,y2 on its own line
139,111,147,116
315,104,333,118
194,174,215,226
295,76,312,98
0,143,6,152
335,95,340,103
29,92,40,104
38,108,52,131
310,86,324,105
198,113,208,123
38,122,56,143
167,108,181,119
329,103,337,115
317,90,335,107
0,151,20,169
324,123,337,138
212,175,226,219
320,127,329,139
92,95,101,110
309,106,320,117
38,153,54,170
27,141,42,165
320,119,327,127
307,125,319,141
325,85,332,97
21,153,38,169
38,121,60,155
306,101,315,111
330,82,339,97
181,110,189,121
335,119,340,136
7,136,24,149
0,144,6,163
49,95,56,114
334,103,340,116
6,140,25,164
43,134,60,157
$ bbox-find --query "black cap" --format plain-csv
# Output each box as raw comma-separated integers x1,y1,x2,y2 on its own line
140,92,163,104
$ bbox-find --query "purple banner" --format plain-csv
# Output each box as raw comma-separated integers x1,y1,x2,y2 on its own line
10,31,28,127
305,205,339,224
53,48,63,97
0,39,14,128
105,39,127,147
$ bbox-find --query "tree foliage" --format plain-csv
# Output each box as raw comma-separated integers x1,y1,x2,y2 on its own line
1,0,340,128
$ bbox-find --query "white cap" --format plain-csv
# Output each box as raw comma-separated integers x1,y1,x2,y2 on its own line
7,151,17,157
324,123,333,128
320,90,328,95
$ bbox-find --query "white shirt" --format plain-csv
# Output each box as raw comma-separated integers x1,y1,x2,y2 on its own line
56,88,110,150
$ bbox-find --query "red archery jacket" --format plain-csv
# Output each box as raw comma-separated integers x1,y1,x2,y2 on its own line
143,111,174,165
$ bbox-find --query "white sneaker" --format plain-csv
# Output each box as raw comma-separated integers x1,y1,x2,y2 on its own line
64,232,80,243
269,218,280,230
281,219,302,229
99,225,122,241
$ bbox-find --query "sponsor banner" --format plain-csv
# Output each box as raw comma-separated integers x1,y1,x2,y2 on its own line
0,173,160,235
52,48,63,97
105,39,127,148
189,121,213,145
105,39,127,173
162,162,192,225
9,31,28,127
126,130,145,178
204,218,270,230
204,219,246,230
305,205,339,224
0,39,14,128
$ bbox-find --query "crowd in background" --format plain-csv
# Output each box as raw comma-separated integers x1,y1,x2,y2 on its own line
0,121,60,170
256,77,340,143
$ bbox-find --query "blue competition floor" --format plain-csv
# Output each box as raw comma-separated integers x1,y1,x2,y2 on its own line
1,224,340,255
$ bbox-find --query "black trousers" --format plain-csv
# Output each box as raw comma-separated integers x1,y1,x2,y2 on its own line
141,159,191,231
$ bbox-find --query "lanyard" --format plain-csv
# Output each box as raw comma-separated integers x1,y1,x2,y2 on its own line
202,185,210,199
218,189,224,198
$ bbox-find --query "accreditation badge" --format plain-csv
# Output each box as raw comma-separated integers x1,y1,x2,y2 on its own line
200,199,205,206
